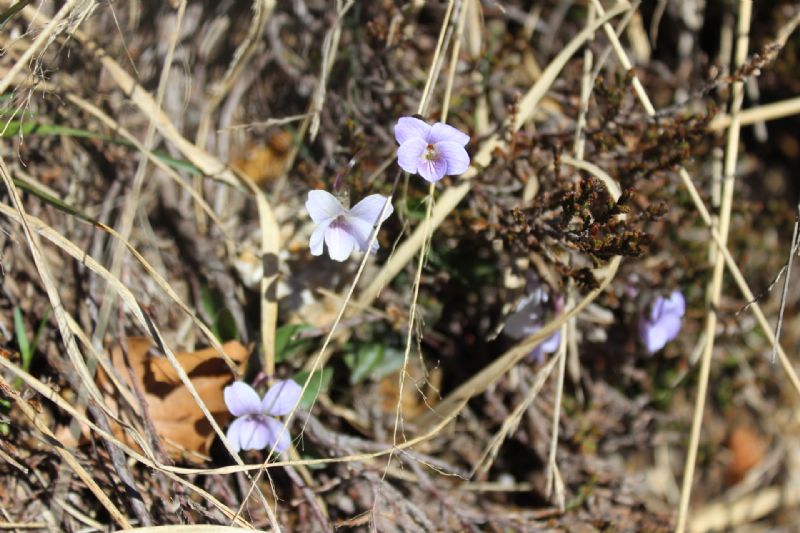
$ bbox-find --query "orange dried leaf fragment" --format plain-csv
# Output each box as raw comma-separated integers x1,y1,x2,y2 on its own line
726,425,767,484
231,130,293,185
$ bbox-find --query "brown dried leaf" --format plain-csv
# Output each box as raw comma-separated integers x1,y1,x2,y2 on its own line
726,425,767,484
231,131,292,185
97,337,249,462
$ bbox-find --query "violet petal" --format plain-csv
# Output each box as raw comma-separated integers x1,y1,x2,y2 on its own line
306,190,345,224
324,223,355,261
226,415,273,452
417,154,448,183
397,137,427,174
262,379,303,416
394,116,431,145
659,314,682,343
540,330,561,354
226,416,246,453
642,321,669,353
664,291,686,317
347,215,379,253
427,122,470,146
504,314,538,340
224,382,262,417
349,194,394,225
435,140,470,176
650,296,667,321
309,220,329,256
263,417,292,453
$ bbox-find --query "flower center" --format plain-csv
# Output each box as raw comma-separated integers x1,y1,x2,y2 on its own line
423,143,438,161
329,215,351,233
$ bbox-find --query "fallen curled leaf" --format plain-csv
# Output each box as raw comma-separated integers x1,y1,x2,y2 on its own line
96,337,249,462
726,425,767,484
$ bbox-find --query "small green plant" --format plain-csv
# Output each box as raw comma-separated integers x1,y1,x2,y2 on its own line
275,323,312,362
344,343,404,384
1,307,51,423
13,306,50,379
199,286,238,342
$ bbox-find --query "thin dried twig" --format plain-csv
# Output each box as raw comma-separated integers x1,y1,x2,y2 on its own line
545,322,568,510
771,201,800,363
710,95,800,130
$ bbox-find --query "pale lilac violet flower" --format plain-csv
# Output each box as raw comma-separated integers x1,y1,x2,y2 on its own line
224,380,302,453
394,116,470,183
306,190,394,262
639,290,685,354
504,284,562,362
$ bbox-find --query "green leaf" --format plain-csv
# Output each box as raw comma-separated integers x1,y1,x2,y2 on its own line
199,285,220,320
275,324,311,362
199,286,238,342
214,308,238,342
344,343,384,385
369,347,405,381
12,177,100,225
2,121,103,139
13,307,31,370
344,344,406,384
291,368,333,410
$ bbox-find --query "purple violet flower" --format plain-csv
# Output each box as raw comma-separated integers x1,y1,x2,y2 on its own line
504,285,562,362
224,380,302,453
394,116,470,183
639,290,685,354
306,190,394,262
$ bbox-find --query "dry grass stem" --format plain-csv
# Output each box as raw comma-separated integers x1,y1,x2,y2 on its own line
676,3,751,530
